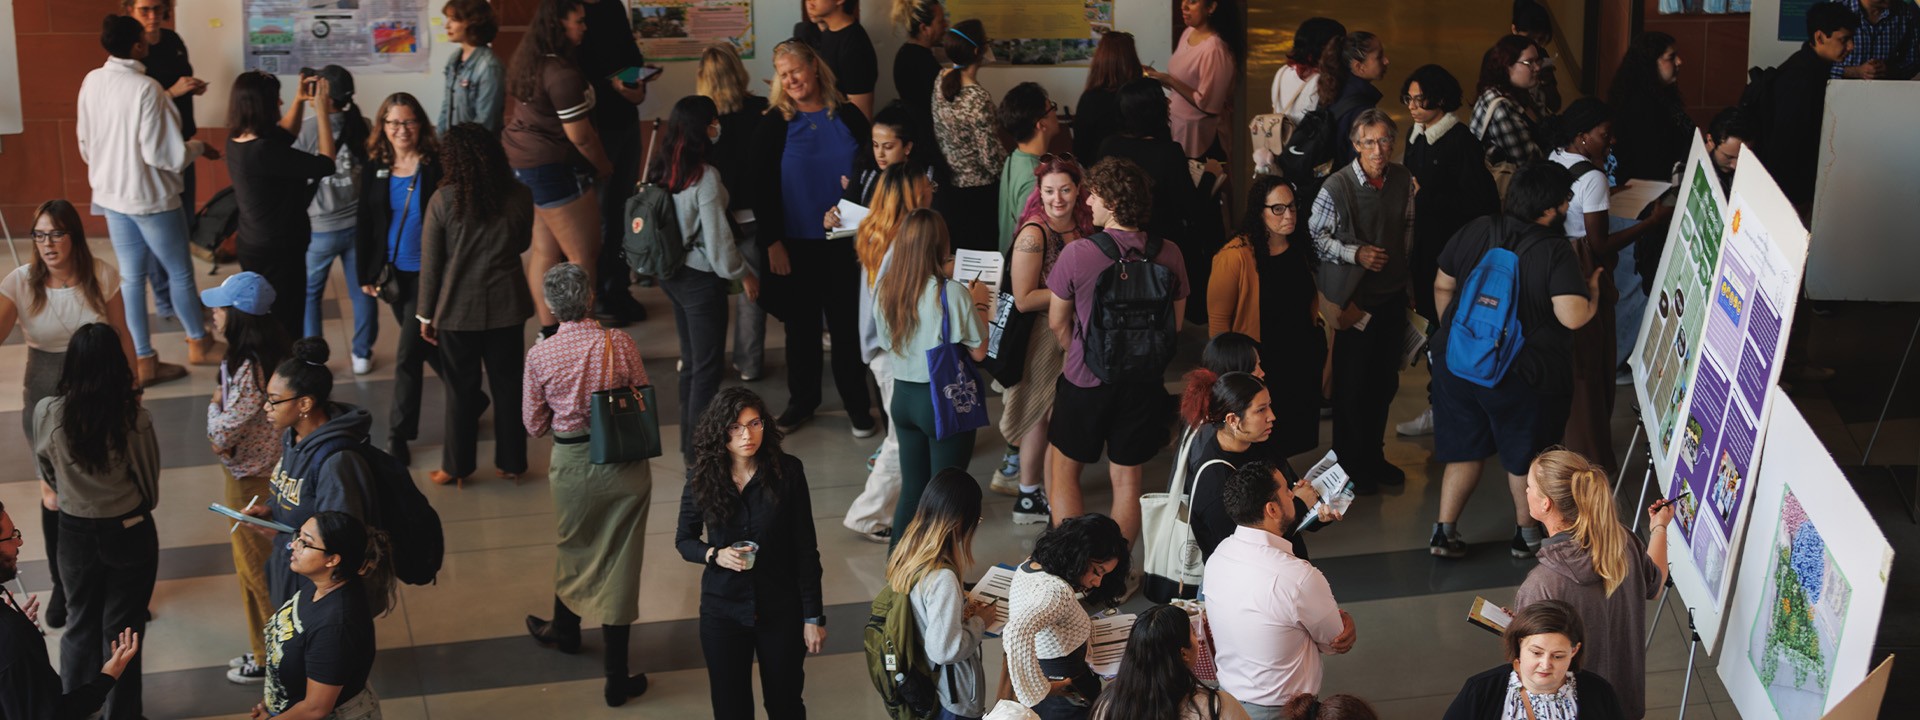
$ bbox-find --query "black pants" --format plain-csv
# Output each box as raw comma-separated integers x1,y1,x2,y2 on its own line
1331,299,1407,487
595,114,642,307
436,325,527,478
240,244,309,343
385,271,445,442
933,182,1000,253
769,238,870,418
700,613,807,719
662,268,731,461
58,512,158,720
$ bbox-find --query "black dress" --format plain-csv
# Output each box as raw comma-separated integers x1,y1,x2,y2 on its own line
1404,122,1499,323
1072,87,1123,164
1256,239,1325,458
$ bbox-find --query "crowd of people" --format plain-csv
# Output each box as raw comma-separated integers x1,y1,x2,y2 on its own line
0,0,1900,717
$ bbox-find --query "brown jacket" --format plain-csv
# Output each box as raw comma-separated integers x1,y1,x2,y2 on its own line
417,185,536,332
1208,235,1260,340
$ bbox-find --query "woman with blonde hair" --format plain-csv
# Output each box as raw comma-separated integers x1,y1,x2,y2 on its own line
697,42,773,381
1515,449,1673,720
749,39,876,434
843,165,935,543
882,468,992,719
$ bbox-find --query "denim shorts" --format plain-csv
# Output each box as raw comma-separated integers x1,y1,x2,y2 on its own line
513,162,588,209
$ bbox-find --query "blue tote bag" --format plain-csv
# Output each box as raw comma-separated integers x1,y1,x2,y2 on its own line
926,283,990,440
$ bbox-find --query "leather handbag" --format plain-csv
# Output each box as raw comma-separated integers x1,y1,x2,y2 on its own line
926,283,990,440
589,329,662,464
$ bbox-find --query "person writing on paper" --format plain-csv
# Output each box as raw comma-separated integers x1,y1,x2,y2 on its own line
883,468,992,719
249,511,391,720
200,272,291,684
1512,450,1671,720
32,323,159,720
1005,514,1129,719
873,209,991,548
519,263,655,707
1427,162,1596,560
676,387,826,719
0,500,143,720
1443,599,1627,720
1204,460,1356,717
243,338,378,612
1093,603,1252,720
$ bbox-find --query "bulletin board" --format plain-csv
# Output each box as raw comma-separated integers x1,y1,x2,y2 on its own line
947,0,1112,65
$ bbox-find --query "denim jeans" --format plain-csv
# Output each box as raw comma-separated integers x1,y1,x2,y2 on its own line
732,223,767,377
150,164,195,318
103,206,206,357
304,227,379,359
662,267,731,461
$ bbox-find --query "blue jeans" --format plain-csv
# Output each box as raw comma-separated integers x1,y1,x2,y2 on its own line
103,206,205,357
304,228,378,359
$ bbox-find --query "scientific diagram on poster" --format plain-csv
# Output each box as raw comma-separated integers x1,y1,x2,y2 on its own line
1633,134,1728,475
245,0,430,74
632,0,753,61
949,0,1113,65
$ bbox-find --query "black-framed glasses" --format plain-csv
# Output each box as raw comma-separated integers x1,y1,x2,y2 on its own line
264,394,307,410
1046,100,1059,115
290,535,329,554
1400,93,1428,107
30,230,69,245
1,529,21,544
727,418,766,436
1265,202,1298,216
1038,152,1076,165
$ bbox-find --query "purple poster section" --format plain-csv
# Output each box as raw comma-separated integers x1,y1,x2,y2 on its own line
1736,296,1781,410
1672,360,1732,505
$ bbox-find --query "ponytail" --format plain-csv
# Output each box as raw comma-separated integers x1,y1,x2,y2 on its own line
1179,368,1220,428
1533,449,1633,596
1178,369,1267,431
940,20,987,102
1316,33,1350,107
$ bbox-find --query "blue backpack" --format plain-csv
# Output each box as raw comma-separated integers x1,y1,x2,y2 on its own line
1446,228,1534,388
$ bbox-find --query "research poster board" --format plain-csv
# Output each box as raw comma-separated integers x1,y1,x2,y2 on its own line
0,0,20,135
1718,391,1894,719
1807,80,1920,302
632,0,754,61
1657,145,1811,653
1631,133,1729,478
947,0,1113,65
244,0,433,75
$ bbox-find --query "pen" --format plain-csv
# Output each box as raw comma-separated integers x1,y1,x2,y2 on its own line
231,495,259,535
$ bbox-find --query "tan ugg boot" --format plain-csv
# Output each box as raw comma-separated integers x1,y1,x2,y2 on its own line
187,336,226,366
137,355,189,388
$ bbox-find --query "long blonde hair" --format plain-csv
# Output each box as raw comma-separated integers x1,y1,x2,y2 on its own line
697,43,753,115
857,165,933,285
876,209,950,353
1533,449,1633,597
884,468,983,593
767,40,846,121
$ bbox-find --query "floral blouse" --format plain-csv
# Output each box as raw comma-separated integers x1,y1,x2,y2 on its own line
931,70,1006,189
523,320,650,436
208,359,281,478
1501,670,1580,720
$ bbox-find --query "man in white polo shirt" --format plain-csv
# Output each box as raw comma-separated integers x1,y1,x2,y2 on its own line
1203,461,1357,718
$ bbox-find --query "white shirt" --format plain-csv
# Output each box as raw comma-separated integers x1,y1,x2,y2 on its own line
1202,525,1345,707
1269,65,1324,121
1550,149,1610,241
75,57,205,216
1003,564,1090,708
0,261,119,352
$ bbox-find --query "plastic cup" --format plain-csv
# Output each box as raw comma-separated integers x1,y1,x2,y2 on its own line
730,541,760,570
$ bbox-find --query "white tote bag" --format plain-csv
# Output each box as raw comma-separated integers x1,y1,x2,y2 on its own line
1141,426,1225,602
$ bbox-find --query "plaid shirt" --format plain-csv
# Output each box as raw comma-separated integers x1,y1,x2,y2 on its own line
1309,160,1417,266
1834,0,1919,77
1470,88,1543,166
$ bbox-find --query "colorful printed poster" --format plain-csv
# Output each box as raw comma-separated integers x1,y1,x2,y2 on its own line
1633,134,1727,475
631,0,753,61
949,0,1112,65
243,0,430,74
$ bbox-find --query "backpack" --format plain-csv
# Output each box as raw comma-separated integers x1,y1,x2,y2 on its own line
864,581,941,720
621,181,694,284
1249,71,1317,170
311,436,446,586
1445,224,1538,388
1735,65,1781,150
189,186,241,266
1083,232,1179,384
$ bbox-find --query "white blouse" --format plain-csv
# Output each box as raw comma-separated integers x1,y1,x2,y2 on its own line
0,261,119,352
1502,671,1581,720
1003,564,1090,707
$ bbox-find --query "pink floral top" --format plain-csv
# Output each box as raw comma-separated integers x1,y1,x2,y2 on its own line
523,320,650,436
207,359,281,478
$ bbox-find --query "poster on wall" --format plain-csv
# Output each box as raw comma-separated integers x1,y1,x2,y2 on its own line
1661,0,1755,13
1778,0,1817,42
1717,391,1893,719
948,0,1112,65
631,0,753,61
244,0,431,75
1631,133,1728,476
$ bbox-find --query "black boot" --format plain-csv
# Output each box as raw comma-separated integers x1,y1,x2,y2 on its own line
41,507,66,629
602,623,649,706
525,596,581,654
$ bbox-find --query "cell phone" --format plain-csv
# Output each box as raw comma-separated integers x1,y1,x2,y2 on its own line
609,66,663,84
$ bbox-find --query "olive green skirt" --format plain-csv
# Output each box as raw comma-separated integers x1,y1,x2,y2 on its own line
549,431,652,626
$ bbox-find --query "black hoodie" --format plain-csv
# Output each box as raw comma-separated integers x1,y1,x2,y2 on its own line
266,402,376,607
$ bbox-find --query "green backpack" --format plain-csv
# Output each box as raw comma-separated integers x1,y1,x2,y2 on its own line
864,581,942,719
620,181,692,284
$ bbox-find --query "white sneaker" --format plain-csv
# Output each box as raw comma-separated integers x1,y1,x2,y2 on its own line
1395,408,1435,436
351,355,373,375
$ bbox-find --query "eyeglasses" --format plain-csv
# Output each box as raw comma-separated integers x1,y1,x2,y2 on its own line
1265,202,1298,216
1,529,21,544
727,418,766,436
1046,100,1059,115
264,394,307,409
384,119,420,129
290,535,329,554
1516,57,1543,69
1355,137,1395,150
30,230,70,245
1038,152,1076,165
1400,93,1427,107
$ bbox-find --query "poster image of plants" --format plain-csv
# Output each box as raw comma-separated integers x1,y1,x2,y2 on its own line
1748,488,1850,718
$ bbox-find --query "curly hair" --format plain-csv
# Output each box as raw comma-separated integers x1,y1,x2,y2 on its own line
1084,156,1152,229
1030,514,1127,590
1280,693,1380,720
688,387,787,523
439,123,515,223
508,0,585,103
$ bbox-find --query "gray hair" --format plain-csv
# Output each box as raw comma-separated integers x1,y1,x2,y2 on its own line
1350,108,1398,142
543,263,592,322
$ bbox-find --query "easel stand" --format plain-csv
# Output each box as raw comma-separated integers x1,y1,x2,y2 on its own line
1643,599,1704,720
1856,309,1920,524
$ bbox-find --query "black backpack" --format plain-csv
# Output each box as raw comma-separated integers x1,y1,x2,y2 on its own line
190,186,242,266
1735,66,1781,150
1278,94,1371,229
1082,232,1178,384
313,436,446,586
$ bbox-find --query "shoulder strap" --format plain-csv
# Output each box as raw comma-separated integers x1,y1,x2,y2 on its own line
1280,70,1312,115
1089,231,1121,261
938,282,952,344
1566,160,1597,180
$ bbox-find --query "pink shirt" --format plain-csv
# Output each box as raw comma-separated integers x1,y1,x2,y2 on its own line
522,321,650,436
1168,27,1235,158
1202,525,1345,707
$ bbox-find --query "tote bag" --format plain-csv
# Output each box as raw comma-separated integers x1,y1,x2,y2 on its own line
1141,426,1219,603
589,330,663,464
926,283,990,440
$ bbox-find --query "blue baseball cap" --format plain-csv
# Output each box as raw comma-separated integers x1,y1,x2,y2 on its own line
200,272,276,315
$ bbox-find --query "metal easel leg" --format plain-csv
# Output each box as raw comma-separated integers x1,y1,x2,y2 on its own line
1676,610,1701,719
1615,423,1642,504
1856,311,1920,524
1630,462,1657,534
1645,580,1671,650
2,211,17,267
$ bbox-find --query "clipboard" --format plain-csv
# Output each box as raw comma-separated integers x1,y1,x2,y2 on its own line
209,503,295,534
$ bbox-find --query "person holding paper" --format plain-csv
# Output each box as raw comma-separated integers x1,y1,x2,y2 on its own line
1443,600,1627,720
825,102,923,233
1005,514,1128,719
0,501,143,720
1203,459,1356,717
1175,371,1273,559
31,324,159,720
1512,450,1671,720
882,469,992,719
1091,604,1252,720
200,272,291,684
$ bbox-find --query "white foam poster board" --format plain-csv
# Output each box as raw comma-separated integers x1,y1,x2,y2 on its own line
1718,391,1894,719
0,0,22,135
1807,80,1920,302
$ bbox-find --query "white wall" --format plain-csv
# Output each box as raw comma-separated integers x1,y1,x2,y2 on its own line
171,0,1171,129
1747,0,1804,69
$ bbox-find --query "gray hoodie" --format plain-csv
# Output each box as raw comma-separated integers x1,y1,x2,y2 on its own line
295,109,364,233
265,402,376,608
911,568,987,717
1515,531,1660,720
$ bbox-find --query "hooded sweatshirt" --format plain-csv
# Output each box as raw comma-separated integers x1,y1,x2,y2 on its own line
266,402,376,608
1514,531,1661,720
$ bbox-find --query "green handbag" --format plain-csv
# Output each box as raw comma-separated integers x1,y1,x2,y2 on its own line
589,329,663,464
